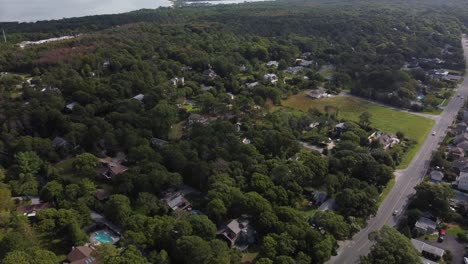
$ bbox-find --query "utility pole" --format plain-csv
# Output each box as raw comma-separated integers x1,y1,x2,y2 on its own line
2,28,6,43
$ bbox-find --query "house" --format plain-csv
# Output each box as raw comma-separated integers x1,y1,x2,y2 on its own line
313,191,328,205
217,217,255,249
240,65,247,72
454,133,468,145
94,189,110,201
456,122,468,134
66,246,96,264
457,141,468,152
456,172,468,191
162,192,192,213
203,69,217,79
187,114,208,126
151,138,169,147
131,94,144,101
449,147,465,160
263,73,278,84
284,66,304,74
246,82,259,89
66,102,79,111
98,157,128,180
413,217,437,235
181,66,192,72
201,84,214,91
52,136,69,149
318,198,336,211
335,123,346,133
411,239,444,261
368,131,400,150
295,59,314,67
242,138,251,145
17,202,50,217
453,158,468,173
169,77,185,87
266,61,279,67
430,170,444,182
443,74,463,82
307,89,328,99
308,122,320,130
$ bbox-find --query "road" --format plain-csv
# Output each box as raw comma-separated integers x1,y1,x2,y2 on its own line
327,34,468,264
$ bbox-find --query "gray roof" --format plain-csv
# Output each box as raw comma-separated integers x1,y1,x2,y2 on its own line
411,239,444,257
132,94,144,101
52,136,69,147
430,170,444,182
166,195,185,210
415,217,437,231
226,219,241,235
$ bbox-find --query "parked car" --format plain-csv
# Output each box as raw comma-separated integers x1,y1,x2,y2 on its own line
438,229,446,242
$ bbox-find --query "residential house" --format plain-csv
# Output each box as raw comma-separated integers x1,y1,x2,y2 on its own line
457,141,468,153
453,158,468,173
411,239,444,262
66,102,79,111
17,202,51,217
169,77,185,87
307,89,328,99
456,122,468,134
98,157,128,180
335,123,346,133
131,94,144,101
430,170,444,183
203,69,217,79
318,198,336,211
428,69,449,79
295,59,314,67
240,65,247,72
368,131,400,150
242,138,251,145
454,133,468,145
263,73,278,84
66,246,96,264
246,82,259,89
187,113,209,126
413,217,438,235
217,218,255,249
181,66,192,72
266,61,279,67
456,172,468,191
201,84,213,91
151,138,169,147
52,136,70,149
162,192,192,213
443,74,463,82
449,147,465,160
313,191,328,205
94,189,110,201
227,93,235,100
284,66,304,74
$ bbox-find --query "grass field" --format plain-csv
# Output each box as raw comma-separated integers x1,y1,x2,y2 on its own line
280,92,435,168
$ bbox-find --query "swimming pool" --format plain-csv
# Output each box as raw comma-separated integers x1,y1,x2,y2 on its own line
94,231,113,243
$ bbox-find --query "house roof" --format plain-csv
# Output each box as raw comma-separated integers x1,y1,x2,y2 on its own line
66,102,78,110
17,202,50,216
457,141,468,151
226,219,242,235
415,217,437,231
52,136,69,147
430,170,444,181
94,189,110,201
67,246,96,264
163,192,190,211
458,172,468,182
453,158,468,172
151,138,169,146
132,94,144,101
411,239,444,257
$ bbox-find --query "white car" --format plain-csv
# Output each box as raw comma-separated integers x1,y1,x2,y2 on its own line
432,131,436,136
392,210,399,216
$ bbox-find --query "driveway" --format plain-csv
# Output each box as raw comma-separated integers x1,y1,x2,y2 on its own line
424,234,466,264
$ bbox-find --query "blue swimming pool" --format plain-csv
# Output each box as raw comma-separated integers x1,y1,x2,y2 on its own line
94,231,113,243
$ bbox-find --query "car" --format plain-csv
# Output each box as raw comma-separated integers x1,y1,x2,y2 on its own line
392,210,399,216
458,94,461,97
438,229,446,242
432,131,436,136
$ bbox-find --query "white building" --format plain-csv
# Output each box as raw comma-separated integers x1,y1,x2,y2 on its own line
263,73,278,84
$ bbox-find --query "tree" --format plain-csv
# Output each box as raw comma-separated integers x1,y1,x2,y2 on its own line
313,211,351,240
105,194,132,225
360,226,420,264
188,215,217,240
412,182,454,216
73,153,98,177
260,235,277,259
175,236,212,264
136,192,166,216
40,181,63,202
206,198,227,223
0,183,13,212
15,151,43,175
359,111,372,129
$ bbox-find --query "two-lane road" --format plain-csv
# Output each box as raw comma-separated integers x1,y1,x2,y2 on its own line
328,34,468,264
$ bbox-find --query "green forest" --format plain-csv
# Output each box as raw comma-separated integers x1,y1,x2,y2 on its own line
0,0,467,263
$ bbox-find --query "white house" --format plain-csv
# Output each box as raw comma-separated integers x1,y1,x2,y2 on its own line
263,73,278,84
266,61,279,67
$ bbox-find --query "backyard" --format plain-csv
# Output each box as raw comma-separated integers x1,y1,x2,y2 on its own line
280,92,435,169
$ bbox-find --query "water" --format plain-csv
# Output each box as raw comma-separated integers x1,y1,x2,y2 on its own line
0,0,269,22
94,231,113,243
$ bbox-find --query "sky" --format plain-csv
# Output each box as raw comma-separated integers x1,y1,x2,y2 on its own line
0,0,173,22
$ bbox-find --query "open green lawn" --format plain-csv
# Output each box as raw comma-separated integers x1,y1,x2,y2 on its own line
168,121,184,140
447,224,467,236
280,92,435,169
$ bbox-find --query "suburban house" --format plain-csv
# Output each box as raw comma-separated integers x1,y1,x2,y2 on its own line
313,191,328,205
430,170,444,183
94,189,110,201
307,89,329,99
169,77,185,87
187,113,209,126
335,123,347,133
52,136,70,149
284,66,304,74
203,68,217,79
98,157,128,180
65,102,79,111
246,82,259,89
162,192,192,214
457,141,468,152
453,158,468,173
66,246,96,264
411,239,445,262
448,147,465,160
456,172,468,191
201,84,213,91
454,133,468,145
151,138,169,147
17,202,51,217
266,60,279,67
131,94,144,101
263,73,278,84
457,122,468,134
295,58,314,67
318,198,336,211
413,216,438,235
368,131,400,150
217,217,255,249
242,138,251,145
